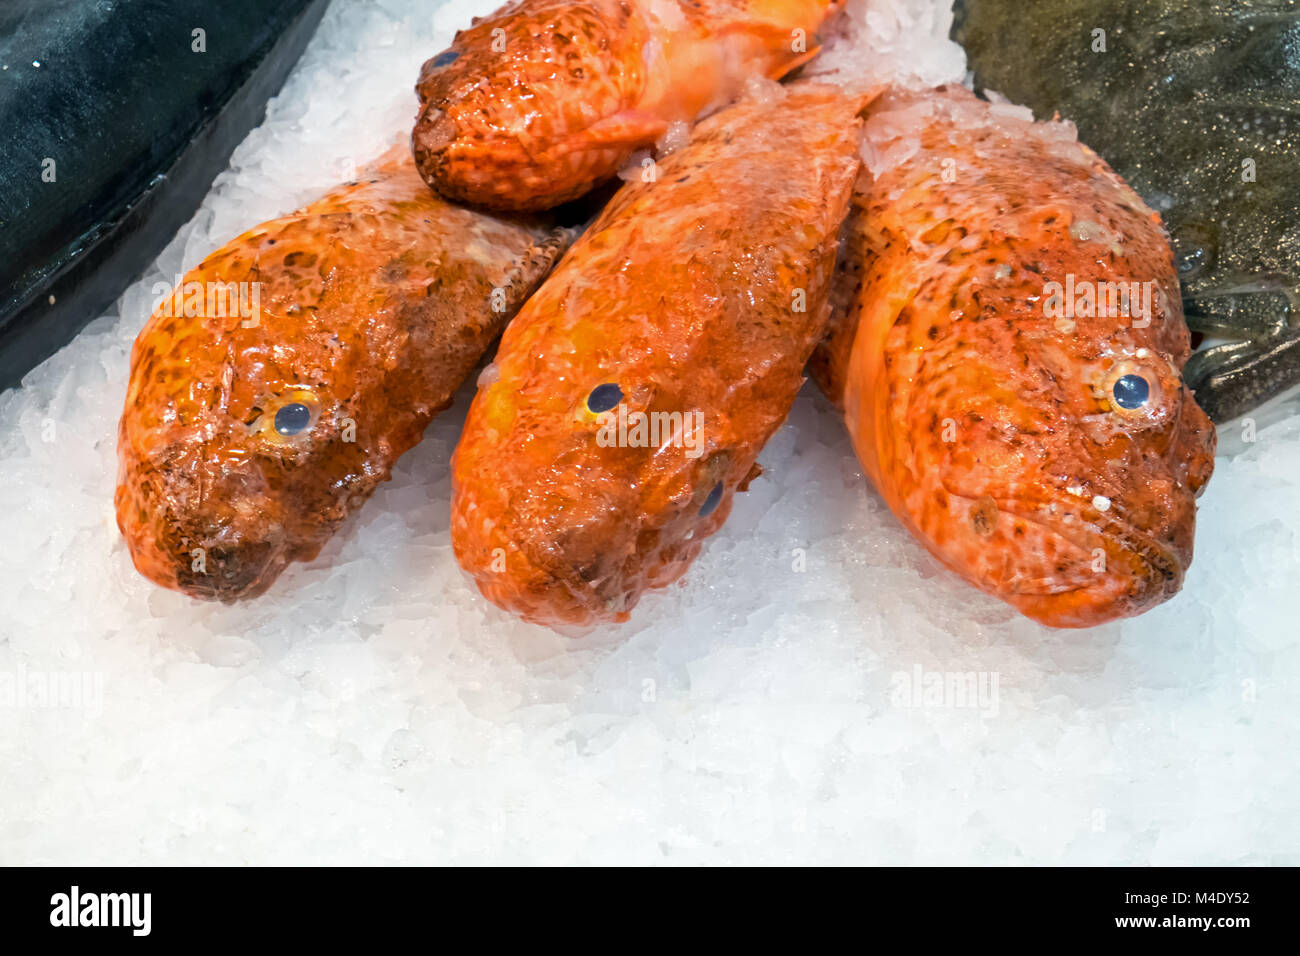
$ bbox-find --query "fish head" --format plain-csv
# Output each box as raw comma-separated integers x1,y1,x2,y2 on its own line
907,291,1217,628
413,0,658,210
115,292,382,602
452,370,727,628
117,372,365,601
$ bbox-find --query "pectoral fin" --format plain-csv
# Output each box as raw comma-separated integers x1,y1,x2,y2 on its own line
557,110,669,155
767,45,821,80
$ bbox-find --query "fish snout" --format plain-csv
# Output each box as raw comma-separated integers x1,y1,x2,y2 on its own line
499,476,647,626
156,519,290,603
411,9,649,211
1023,381,1216,626
117,444,293,602
410,104,457,171
1017,525,1184,629
987,493,1191,628
454,455,700,627
411,97,553,210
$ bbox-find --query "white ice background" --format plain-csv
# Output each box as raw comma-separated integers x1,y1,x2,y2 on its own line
0,0,1296,864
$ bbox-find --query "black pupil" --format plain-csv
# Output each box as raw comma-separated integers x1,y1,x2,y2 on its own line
587,383,623,413
274,402,313,435
1112,374,1150,410
432,50,459,67
699,482,724,517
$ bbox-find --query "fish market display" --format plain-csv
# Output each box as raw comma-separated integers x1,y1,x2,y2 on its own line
811,86,1216,628
0,0,330,391
451,84,865,627
954,0,1300,422
115,148,571,601
413,0,841,211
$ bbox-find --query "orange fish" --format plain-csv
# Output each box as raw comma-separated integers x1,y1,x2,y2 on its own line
811,86,1217,628
413,0,841,211
116,148,570,601
450,84,865,628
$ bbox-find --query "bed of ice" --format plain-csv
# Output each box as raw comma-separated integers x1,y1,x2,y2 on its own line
1,0,1296,865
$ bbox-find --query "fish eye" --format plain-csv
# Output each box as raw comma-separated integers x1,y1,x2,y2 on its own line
699,482,724,517
586,383,623,414
1170,223,1216,279
431,50,459,68
253,389,321,444
274,402,313,436
1111,373,1151,410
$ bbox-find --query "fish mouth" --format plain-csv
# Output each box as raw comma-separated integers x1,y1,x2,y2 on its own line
170,536,288,602
118,450,295,603
135,500,293,603
944,487,1187,628
1012,498,1183,628
413,106,456,154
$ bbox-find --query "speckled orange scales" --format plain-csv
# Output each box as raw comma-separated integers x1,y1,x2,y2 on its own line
813,87,1215,627
413,0,841,210
116,148,570,600
451,84,866,626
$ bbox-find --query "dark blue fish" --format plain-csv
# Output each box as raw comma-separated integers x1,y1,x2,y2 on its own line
0,0,329,390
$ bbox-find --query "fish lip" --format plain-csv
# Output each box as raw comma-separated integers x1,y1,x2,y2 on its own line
124,451,292,602
1027,499,1182,601
151,512,292,602
120,508,287,603
952,487,1185,601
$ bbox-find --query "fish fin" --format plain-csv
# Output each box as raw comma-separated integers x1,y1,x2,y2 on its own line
767,45,821,80
558,111,668,155
1184,335,1300,424
1183,287,1291,341
850,84,889,116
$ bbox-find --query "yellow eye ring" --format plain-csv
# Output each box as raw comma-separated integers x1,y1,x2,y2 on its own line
573,382,624,424
1095,359,1172,423
252,389,321,445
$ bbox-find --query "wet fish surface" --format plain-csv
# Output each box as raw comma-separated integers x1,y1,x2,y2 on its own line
116,149,570,601
812,87,1216,628
954,0,1300,422
413,0,839,211
451,84,865,628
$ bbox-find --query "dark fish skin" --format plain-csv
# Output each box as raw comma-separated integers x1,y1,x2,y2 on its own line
116,149,571,602
954,0,1300,422
0,0,329,392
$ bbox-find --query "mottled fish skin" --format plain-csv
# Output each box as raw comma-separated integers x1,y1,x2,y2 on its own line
413,0,839,211
451,85,865,628
812,87,1216,629
116,148,570,602
954,0,1300,422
